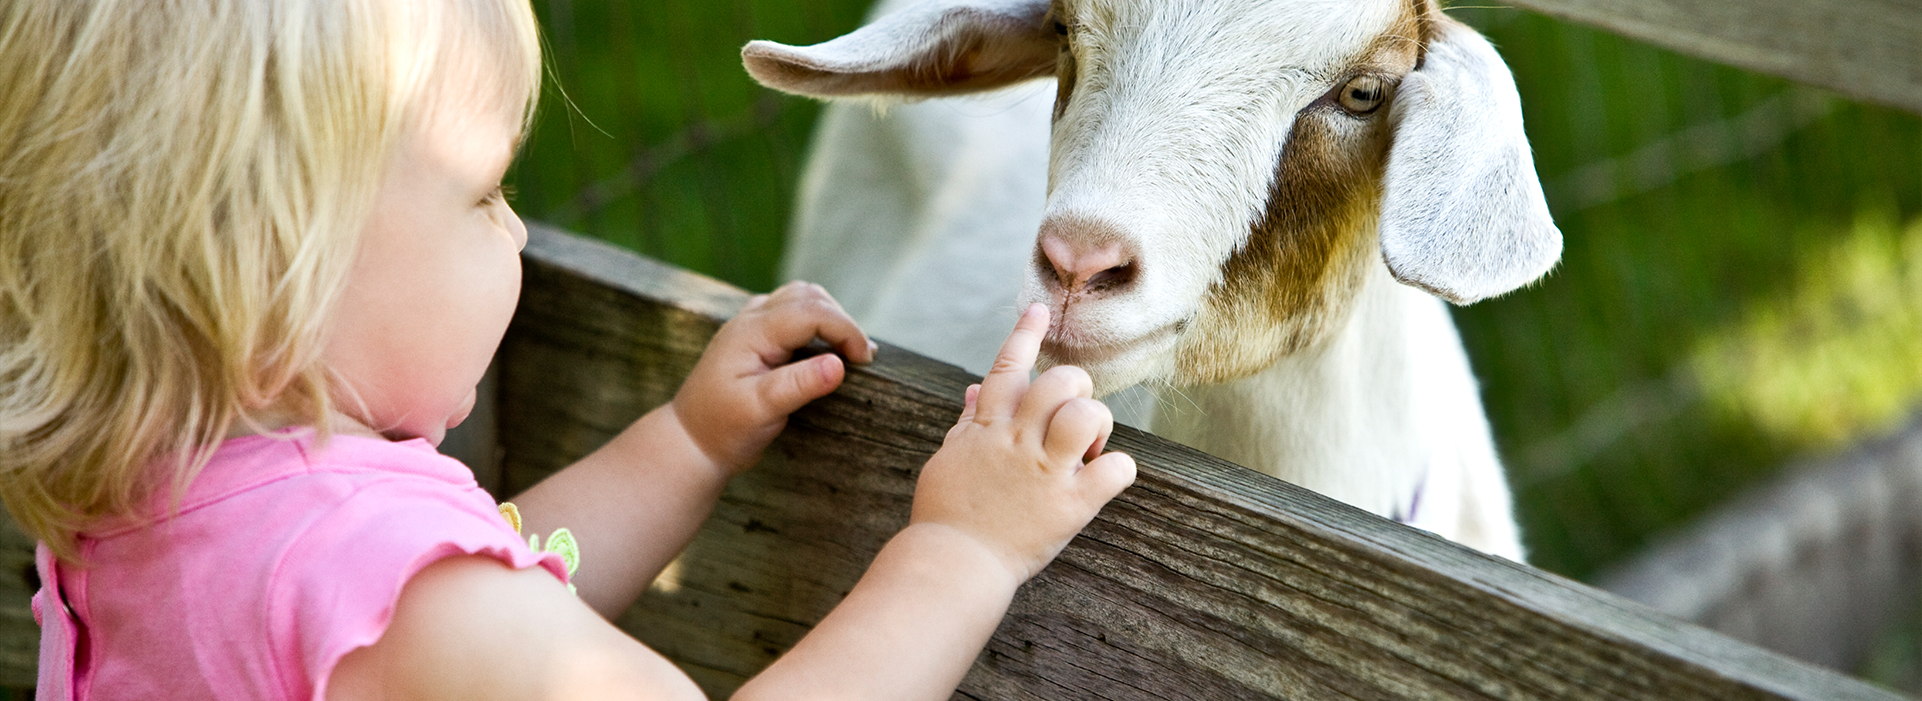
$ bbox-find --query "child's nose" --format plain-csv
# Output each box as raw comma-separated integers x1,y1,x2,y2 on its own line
506,206,528,252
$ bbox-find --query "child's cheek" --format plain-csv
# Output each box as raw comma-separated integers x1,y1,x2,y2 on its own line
445,387,478,432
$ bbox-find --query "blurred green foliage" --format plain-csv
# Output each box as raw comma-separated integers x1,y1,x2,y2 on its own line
1693,210,1922,448
1447,8,1922,578
509,2,1922,581
512,0,866,289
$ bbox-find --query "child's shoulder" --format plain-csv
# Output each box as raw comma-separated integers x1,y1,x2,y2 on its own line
73,430,482,544
89,428,518,563
151,429,514,553
63,432,563,699
137,429,482,524
208,428,474,491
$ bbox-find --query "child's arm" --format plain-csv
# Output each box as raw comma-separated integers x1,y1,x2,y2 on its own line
327,555,706,701
328,303,1133,700
510,282,875,616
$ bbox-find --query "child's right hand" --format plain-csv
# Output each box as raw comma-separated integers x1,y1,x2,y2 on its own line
910,304,1138,583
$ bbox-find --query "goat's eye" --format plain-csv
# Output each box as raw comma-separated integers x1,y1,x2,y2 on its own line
1052,19,1070,37
1336,75,1387,114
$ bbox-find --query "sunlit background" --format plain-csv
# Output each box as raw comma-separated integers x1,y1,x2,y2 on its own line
506,0,1922,687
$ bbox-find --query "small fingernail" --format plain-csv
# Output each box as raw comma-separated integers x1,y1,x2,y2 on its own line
867,340,879,354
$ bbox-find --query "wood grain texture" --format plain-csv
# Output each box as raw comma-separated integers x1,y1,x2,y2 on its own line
1500,0,1922,115
498,225,1899,700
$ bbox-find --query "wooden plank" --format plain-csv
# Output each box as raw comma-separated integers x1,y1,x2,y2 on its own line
498,224,1899,700
1498,0,1922,115
0,518,38,688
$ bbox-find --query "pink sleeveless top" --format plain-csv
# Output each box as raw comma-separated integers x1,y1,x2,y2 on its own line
31,430,567,700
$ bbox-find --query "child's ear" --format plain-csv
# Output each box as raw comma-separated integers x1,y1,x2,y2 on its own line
742,0,1056,99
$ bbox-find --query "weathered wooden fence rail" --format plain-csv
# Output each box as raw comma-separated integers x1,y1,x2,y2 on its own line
1501,0,1922,116
0,225,1898,697
489,225,1897,699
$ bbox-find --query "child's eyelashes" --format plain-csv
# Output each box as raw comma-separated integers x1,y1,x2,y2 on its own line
479,184,516,208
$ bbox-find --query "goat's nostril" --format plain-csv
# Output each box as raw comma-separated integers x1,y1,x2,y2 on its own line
1085,261,1138,293
1038,233,1136,296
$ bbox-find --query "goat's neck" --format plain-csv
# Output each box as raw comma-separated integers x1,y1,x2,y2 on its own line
1149,261,1491,518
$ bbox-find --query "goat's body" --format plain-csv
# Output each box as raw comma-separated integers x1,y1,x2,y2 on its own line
1153,261,1522,559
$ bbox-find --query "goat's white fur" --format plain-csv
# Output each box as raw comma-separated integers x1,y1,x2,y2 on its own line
747,0,1555,560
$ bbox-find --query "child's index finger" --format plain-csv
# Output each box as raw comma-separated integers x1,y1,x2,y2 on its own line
974,304,1050,424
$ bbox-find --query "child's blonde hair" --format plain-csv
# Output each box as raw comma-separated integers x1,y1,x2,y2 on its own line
0,0,542,559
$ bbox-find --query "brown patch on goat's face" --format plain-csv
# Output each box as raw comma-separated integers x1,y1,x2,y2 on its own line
1053,44,1078,122
1173,4,1426,386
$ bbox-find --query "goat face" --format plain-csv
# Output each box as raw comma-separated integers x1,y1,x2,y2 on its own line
746,0,1560,396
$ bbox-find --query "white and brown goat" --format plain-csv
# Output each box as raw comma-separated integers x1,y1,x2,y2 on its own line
745,0,1560,560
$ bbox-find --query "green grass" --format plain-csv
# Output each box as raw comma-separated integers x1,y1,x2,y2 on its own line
509,1,1922,582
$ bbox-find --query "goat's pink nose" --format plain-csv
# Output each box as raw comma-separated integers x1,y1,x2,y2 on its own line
1040,232,1138,295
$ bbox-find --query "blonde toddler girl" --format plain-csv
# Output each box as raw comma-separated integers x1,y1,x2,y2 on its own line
0,0,1135,698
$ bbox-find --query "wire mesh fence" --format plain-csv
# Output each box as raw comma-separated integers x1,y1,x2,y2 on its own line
509,0,1922,687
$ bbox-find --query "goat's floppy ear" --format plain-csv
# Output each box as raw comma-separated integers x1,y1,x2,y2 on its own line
743,0,1056,98
1378,19,1561,305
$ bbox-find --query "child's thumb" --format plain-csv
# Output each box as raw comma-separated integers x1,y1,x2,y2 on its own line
760,353,844,415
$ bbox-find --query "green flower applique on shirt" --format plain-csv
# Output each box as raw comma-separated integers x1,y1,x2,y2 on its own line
497,502,580,595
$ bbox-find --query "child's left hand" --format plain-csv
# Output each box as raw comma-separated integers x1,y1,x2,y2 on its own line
672,281,875,472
